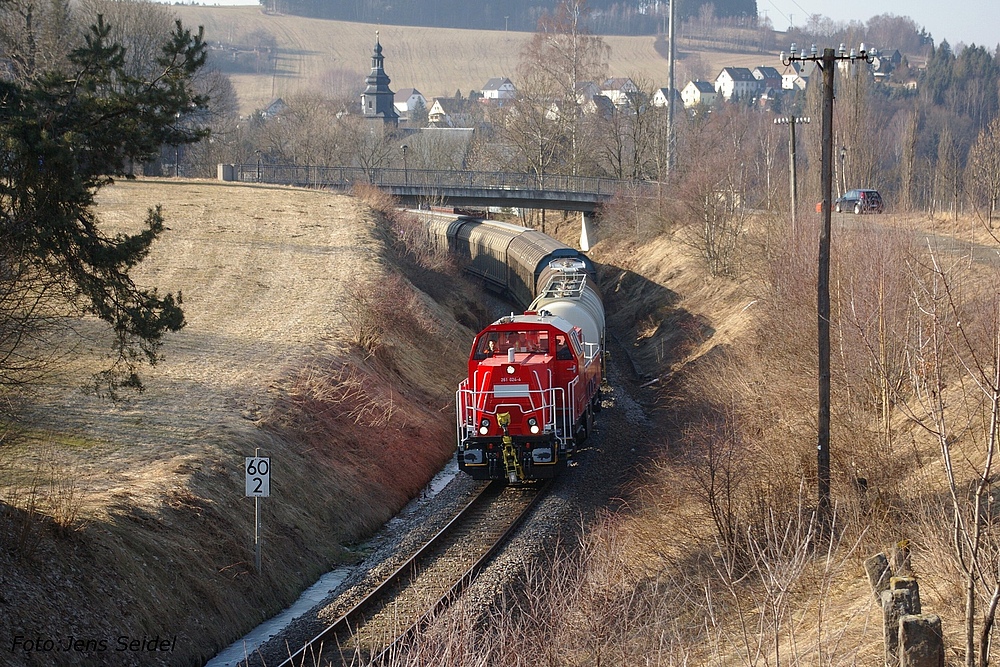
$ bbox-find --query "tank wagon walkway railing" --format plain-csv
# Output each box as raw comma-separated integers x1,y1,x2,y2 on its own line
218,163,636,213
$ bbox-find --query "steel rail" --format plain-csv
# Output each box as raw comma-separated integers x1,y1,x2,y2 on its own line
278,479,549,667
372,478,552,662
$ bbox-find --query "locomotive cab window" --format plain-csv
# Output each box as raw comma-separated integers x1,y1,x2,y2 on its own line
474,334,500,359
555,334,573,360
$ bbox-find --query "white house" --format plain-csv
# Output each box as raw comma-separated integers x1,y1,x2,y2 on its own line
481,77,516,101
681,80,717,108
752,66,782,91
781,61,813,90
394,88,427,115
714,67,759,101
428,97,474,127
574,81,601,104
260,97,288,119
601,77,639,107
652,87,682,108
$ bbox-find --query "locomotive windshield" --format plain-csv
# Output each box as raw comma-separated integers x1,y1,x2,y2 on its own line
474,330,551,358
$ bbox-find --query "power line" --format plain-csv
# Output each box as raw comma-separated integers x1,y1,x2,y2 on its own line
766,0,791,26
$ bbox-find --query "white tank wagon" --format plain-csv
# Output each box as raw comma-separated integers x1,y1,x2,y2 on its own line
529,258,605,357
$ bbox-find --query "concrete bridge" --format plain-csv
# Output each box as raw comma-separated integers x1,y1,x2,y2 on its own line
218,163,643,250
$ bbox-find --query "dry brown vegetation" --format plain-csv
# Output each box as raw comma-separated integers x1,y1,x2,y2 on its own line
0,180,482,666
595,211,1000,663
4,177,1000,665
356,206,1000,665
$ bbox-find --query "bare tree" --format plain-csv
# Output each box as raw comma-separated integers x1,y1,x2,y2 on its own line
935,123,961,219
76,0,175,79
594,78,660,181
836,61,881,191
516,0,609,176
492,71,570,179
672,105,769,277
906,251,1000,667
0,0,75,81
966,116,1000,228
898,109,919,212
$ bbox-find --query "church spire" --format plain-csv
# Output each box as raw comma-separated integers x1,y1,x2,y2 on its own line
361,31,399,126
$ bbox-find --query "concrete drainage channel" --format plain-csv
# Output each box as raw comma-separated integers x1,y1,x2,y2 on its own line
205,461,460,667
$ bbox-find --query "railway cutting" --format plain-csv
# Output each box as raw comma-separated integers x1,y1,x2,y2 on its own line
279,479,549,666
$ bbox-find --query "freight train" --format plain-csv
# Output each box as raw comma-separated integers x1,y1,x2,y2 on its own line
423,213,605,483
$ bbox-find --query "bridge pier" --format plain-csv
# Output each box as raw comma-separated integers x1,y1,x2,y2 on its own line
580,211,596,252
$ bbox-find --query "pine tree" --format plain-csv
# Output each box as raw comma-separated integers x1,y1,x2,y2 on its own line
0,16,208,395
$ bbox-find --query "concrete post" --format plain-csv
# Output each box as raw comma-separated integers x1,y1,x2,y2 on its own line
865,553,891,597
580,211,595,251
899,614,944,667
882,577,921,667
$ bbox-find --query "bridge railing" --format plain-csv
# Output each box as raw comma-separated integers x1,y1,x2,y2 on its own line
230,163,627,198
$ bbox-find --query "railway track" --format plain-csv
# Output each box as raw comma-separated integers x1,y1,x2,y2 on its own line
279,479,550,667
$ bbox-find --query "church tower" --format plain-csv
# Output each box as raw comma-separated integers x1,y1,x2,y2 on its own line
361,32,399,126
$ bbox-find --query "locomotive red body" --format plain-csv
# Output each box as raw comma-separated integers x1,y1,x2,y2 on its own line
456,259,604,482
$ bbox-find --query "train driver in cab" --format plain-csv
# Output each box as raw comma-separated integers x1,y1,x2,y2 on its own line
555,335,573,360
475,335,500,359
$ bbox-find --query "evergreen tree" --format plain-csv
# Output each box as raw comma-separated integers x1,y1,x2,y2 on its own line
0,15,208,394
921,41,954,108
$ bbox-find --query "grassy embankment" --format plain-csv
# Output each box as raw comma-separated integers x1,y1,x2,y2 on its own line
0,180,481,666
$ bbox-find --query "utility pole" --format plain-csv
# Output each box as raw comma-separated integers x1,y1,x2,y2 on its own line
665,0,676,172
774,115,810,232
780,42,874,523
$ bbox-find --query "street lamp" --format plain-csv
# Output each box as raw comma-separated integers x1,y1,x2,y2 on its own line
400,144,408,184
839,145,847,197
779,42,874,522
174,112,181,177
774,115,810,232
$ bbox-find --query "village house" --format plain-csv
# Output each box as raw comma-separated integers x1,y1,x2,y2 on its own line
601,77,639,108
260,97,288,120
575,81,601,104
781,61,813,90
752,66,782,92
681,80,718,108
652,87,682,109
394,88,427,116
481,77,516,102
714,67,759,101
428,97,475,127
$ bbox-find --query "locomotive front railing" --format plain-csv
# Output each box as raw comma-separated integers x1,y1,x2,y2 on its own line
456,377,578,451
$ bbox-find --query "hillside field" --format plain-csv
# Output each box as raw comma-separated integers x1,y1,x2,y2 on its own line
171,5,772,115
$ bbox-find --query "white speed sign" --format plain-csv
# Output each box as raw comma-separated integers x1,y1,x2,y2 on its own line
245,457,270,497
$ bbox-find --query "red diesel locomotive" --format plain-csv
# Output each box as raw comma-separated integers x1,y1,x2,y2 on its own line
456,258,604,482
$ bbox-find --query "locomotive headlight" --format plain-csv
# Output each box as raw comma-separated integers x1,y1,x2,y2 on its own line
527,417,539,434
479,418,490,435
506,365,515,374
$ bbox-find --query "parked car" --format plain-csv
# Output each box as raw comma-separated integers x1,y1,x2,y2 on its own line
835,189,884,214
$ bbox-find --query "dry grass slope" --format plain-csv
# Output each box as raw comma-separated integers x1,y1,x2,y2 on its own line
0,179,474,666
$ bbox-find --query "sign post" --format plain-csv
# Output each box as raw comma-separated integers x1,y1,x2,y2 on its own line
245,449,270,573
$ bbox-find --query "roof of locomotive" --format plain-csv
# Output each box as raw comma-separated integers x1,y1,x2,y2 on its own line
485,311,576,334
